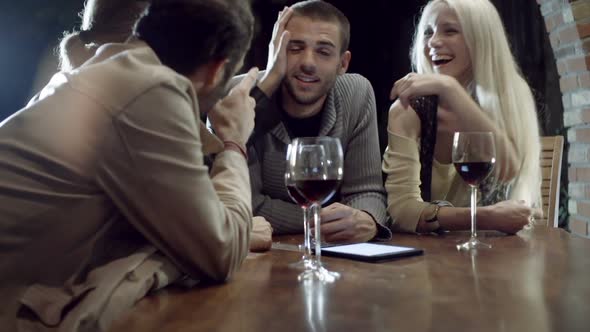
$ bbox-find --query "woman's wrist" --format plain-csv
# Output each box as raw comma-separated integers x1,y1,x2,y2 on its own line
447,80,475,116
475,206,493,230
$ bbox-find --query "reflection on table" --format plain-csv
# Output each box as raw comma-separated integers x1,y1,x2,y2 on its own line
109,227,590,332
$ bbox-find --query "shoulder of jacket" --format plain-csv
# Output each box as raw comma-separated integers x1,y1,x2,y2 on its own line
68,46,194,112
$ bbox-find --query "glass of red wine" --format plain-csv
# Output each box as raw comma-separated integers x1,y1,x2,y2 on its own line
285,143,313,269
452,132,496,251
287,137,343,282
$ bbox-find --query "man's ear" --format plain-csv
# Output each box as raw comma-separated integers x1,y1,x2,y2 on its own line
338,51,351,75
203,58,229,91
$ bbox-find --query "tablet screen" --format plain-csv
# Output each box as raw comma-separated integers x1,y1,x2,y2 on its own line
322,243,416,257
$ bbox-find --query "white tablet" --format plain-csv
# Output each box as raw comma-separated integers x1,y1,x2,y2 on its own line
321,243,423,262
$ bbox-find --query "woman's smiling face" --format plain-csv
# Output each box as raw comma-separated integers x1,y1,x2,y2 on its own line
423,3,472,85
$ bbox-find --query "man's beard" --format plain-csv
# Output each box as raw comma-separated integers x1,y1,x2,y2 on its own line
283,74,336,106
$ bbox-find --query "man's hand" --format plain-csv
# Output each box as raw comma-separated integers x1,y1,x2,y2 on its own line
317,203,377,243
258,6,293,96
250,216,273,252
208,67,259,146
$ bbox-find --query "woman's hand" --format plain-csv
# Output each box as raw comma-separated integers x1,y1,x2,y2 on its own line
389,73,468,136
480,200,534,234
389,72,519,182
389,73,458,109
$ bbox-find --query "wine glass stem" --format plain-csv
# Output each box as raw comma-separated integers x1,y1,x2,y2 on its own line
311,203,322,266
470,186,478,240
302,206,312,262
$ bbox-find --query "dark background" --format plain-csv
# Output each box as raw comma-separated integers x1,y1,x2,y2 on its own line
0,0,563,137
0,0,567,224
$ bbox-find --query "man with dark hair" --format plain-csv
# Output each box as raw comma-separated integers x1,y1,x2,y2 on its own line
0,0,258,330
248,0,391,242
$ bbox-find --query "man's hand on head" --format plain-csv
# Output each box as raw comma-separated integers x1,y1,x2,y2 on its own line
258,6,293,97
317,203,377,243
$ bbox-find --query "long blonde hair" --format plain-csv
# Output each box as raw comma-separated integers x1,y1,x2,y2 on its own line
411,0,542,207
59,0,149,71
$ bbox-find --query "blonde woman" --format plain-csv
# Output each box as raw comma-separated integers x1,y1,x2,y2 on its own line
383,0,541,234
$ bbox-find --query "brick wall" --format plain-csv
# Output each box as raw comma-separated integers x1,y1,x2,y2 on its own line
538,0,590,237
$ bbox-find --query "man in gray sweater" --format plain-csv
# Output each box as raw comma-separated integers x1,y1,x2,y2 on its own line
248,0,390,242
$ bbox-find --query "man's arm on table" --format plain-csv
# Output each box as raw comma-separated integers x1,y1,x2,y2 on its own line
322,76,391,242
98,84,251,282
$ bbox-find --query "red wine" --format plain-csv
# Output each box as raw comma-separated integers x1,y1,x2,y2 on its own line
295,179,341,204
286,184,309,208
454,161,494,186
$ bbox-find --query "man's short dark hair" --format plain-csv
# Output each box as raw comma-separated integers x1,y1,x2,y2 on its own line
291,0,350,54
134,0,254,76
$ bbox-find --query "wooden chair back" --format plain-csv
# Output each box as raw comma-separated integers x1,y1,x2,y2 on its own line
539,136,564,227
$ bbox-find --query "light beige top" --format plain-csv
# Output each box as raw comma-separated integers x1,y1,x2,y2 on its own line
0,41,252,331
382,132,473,233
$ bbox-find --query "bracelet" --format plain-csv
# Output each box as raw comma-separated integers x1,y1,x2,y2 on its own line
424,201,453,234
223,140,248,161
425,204,441,223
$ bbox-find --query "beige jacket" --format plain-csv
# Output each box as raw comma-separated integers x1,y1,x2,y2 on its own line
0,42,252,331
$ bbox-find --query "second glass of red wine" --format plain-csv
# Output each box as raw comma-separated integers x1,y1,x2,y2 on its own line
287,137,343,283
452,132,496,251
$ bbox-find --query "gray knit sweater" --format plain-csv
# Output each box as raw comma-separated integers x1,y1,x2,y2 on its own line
248,73,390,238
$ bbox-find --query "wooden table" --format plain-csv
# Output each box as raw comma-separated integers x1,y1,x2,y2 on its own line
109,227,590,332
